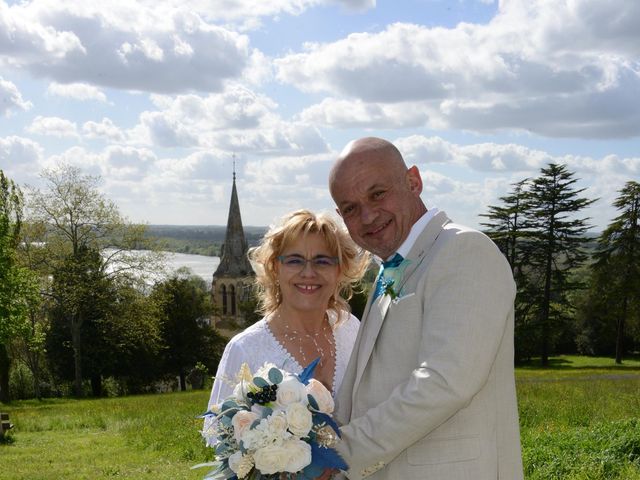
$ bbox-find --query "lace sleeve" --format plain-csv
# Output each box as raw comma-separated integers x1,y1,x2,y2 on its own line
207,339,247,408
202,338,249,443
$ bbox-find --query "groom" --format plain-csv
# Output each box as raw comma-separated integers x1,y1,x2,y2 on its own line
328,137,523,480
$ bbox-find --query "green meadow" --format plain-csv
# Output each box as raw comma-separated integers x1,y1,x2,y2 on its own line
1,355,639,480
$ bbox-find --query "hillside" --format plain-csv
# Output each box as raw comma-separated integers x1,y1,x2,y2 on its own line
144,225,267,257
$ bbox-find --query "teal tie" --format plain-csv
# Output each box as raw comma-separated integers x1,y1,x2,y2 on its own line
372,253,404,300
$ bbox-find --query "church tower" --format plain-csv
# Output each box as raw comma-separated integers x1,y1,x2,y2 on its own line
211,162,255,332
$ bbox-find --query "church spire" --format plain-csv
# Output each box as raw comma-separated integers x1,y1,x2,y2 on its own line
214,160,253,277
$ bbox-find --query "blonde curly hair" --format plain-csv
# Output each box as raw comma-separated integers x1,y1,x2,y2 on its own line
249,209,370,319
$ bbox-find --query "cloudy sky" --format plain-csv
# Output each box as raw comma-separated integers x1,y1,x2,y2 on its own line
1,0,638,231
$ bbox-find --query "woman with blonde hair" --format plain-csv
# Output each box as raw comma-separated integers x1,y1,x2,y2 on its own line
205,209,369,409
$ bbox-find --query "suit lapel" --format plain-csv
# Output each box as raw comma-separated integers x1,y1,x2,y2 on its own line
350,211,451,404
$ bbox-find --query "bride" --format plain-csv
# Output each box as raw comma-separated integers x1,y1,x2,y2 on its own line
204,209,369,420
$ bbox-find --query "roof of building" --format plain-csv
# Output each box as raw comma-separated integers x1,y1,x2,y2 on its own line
213,170,254,278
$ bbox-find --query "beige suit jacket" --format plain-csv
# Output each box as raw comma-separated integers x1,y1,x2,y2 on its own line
334,211,523,480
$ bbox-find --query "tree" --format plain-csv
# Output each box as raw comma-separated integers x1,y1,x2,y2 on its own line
13,221,48,399
26,164,162,396
0,171,39,402
520,163,596,366
46,246,103,395
47,255,164,396
480,179,537,362
480,178,530,271
590,181,640,363
152,269,225,391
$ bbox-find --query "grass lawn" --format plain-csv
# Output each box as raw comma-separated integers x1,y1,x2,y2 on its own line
1,355,639,479
0,391,213,480
516,355,640,480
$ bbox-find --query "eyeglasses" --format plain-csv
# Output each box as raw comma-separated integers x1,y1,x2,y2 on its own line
277,254,340,272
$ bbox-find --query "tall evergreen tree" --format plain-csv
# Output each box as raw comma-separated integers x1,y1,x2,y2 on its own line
521,163,596,366
591,181,640,363
481,179,537,361
480,179,530,271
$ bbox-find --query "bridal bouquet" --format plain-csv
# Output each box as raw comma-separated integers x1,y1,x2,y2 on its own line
198,359,346,479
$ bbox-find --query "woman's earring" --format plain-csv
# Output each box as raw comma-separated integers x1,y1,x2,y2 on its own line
275,281,281,304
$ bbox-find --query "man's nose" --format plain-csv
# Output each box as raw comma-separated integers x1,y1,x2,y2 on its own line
360,203,378,225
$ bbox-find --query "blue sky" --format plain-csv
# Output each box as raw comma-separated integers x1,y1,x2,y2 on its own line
1,0,638,231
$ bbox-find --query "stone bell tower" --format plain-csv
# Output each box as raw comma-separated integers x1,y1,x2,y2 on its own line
211,161,255,333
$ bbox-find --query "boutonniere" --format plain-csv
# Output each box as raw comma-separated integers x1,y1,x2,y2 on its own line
381,278,399,300
380,259,411,301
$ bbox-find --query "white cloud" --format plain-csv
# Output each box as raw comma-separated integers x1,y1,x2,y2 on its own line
26,115,78,138
299,97,429,128
155,150,228,180
0,1,85,62
330,0,375,12
138,110,201,148
82,118,126,142
1,1,252,94
41,146,103,177
47,82,108,102
0,76,32,115
0,135,42,166
43,144,157,180
139,0,375,24
397,135,553,172
104,145,156,179
130,87,280,148
275,0,640,138
129,86,329,154
211,122,328,155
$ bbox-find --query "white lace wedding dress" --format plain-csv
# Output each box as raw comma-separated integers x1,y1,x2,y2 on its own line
205,310,360,410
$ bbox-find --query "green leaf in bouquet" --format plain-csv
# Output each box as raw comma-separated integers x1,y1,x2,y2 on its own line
220,415,232,427
268,367,284,384
221,399,239,413
253,376,269,388
307,394,319,411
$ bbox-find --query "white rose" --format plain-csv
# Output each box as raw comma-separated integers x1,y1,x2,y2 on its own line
286,402,313,437
282,439,312,473
239,425,261,450
255,362,279,379
268,412,288,435
305,379,334,414
276,375,308,407
228,451,243,473
232,410,259,442
253,444,292,474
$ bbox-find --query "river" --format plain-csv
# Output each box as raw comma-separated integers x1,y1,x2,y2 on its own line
104,249,220,284
163,251,220,282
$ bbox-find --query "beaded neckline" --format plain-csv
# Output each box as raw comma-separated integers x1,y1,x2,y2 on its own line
264,313,337,393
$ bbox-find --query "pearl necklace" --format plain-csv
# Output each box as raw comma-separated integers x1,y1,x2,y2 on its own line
273,312,335,369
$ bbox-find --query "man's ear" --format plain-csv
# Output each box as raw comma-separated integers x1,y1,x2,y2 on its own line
406,165,423,195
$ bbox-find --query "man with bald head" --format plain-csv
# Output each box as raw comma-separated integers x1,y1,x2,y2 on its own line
328,138,523,480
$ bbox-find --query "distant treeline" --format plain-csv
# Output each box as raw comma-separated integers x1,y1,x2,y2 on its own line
144,225,268,256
